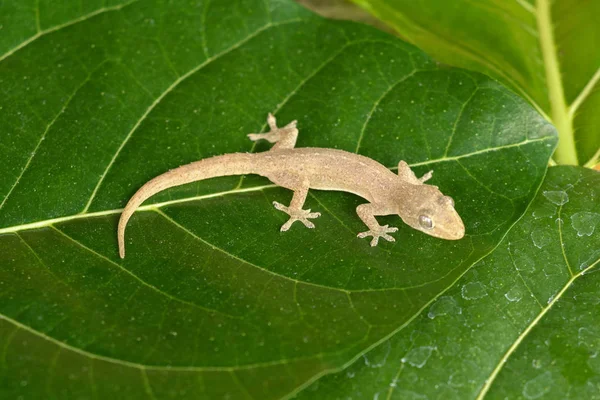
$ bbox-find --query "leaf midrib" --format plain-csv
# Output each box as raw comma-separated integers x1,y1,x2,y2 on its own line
536,0,576,165
0,135,552,235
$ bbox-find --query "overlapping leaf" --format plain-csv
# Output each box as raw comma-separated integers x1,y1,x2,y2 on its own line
299,166,600,399
1,0,556,398
352,0,600,166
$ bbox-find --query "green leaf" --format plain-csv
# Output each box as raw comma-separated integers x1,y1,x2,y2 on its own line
351,0,600,166
298,166,600,399
0,0,556,398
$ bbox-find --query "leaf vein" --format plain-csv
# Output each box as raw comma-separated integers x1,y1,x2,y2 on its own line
0,313,331,372
443,87,479,158
354,69,418,154
0,0,140,63
51,226,241,319
1,60,110,210
476,257,600,399
82,18,306,213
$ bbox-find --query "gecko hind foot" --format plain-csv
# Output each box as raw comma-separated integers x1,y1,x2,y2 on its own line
357,225,398,247
273,201,321,231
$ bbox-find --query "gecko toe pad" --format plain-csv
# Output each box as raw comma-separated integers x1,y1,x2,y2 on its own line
273,201,321,231
357,225,398,246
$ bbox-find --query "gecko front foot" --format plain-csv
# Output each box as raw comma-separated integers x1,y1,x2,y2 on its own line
247,113,297,144
357,225,398,247
247,132,277,143
273,201,321,231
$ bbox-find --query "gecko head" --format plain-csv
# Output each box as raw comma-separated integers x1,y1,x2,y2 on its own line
400,185,465,240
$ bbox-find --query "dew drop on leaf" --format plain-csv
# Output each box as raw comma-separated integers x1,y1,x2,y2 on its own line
531,229,552,249
504,286,522,302
401,346,436,368
542,190,569,205
363,341,391,368
427,296,461,319
577,326,597,348
512,250,536,273
532,202,556,219
570,212,600,237
461,282,487,300
522,371,552,399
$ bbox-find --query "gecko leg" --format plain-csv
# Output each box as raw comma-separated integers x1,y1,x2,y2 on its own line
247,113,298,150
356,203,398,246
273,185,321,231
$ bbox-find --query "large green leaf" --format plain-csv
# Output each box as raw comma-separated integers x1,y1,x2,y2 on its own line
299,166,600,399
352,0,600,167
0,0,556,398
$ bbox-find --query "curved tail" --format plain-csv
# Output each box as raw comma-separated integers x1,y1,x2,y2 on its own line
118,152,257,258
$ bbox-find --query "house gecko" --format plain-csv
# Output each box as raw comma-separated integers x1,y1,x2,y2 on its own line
118,113,464,258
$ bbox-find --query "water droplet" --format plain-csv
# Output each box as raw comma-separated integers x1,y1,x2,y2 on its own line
428,296,461,319
543,262,562,277
578,327,597,348
531,230,552,249
363,341,391,368
512,250,535,273
532,203,556,219
523,371,552,399
570,212,600,237
578,249,600,271
555,217,563,228
543,190,568,205
461,282,487,300
504,286,522,302
401,346,436,368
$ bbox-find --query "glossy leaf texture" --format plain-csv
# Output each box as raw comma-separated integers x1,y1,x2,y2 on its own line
299,166,600,399
0,0,556,398
352,0,600,166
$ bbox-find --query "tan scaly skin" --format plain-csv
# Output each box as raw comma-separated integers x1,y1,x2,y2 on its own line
118,113,465,258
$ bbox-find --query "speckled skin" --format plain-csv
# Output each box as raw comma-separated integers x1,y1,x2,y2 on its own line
118,114,464,258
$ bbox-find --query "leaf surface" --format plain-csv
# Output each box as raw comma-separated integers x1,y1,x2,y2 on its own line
299,166,600,399
0,0,556,398
352,0,600,166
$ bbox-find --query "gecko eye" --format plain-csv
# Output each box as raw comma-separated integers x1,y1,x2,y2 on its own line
419,215,434,230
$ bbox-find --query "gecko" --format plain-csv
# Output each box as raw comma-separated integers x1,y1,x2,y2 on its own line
117,113,465,258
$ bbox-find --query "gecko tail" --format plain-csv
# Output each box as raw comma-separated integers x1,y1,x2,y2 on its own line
117,171,177,259
117,152,257,258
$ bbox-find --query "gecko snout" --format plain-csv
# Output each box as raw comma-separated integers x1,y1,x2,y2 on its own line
422,211,465,240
